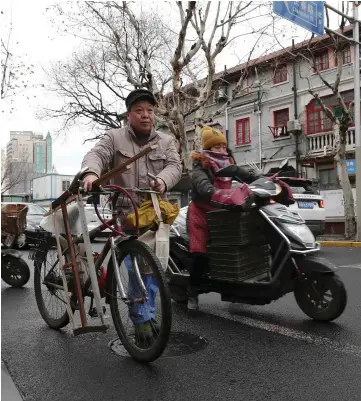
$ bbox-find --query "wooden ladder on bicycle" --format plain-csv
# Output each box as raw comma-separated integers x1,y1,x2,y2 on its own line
47,145,157,336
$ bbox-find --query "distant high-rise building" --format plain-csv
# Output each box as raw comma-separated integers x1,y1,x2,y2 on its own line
6,131,53,173
46,131,52,173
1,148,6,185
5,131,53,194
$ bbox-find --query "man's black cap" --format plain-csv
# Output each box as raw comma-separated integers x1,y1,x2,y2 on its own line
125,89,157,110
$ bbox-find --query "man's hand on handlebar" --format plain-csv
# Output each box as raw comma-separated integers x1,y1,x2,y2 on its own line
150,178,166,194
83,173,98,192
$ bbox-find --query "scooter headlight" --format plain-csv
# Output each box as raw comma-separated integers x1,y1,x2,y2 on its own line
283,223,316,248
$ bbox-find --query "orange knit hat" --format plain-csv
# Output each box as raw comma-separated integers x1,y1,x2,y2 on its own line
200,126,227,150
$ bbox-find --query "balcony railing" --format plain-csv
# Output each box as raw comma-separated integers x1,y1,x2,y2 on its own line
269,125,289,139
307,128,356,154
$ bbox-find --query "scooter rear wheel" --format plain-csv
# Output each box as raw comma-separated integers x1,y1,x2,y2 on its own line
1,255,30,288
294,273,347,321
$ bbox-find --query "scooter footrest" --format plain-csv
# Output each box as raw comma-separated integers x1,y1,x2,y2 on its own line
73,325,108,336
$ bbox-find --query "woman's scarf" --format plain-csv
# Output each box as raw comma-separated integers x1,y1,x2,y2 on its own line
202,150,231,182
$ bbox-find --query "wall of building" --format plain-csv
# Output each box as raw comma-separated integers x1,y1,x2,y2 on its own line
196,37,357,220
32,174,75,204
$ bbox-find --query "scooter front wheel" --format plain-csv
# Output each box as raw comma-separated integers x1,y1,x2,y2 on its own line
294,273,347,321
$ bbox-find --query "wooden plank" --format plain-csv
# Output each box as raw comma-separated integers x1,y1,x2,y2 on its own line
73,325,108,336
44,144,157,216
93,144,157,185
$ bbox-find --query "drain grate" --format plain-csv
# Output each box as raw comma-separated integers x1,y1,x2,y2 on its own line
109,331,209,358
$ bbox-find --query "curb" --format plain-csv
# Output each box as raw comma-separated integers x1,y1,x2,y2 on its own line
319,241,361,248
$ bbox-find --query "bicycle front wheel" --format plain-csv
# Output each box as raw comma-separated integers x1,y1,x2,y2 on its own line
107,239,172,362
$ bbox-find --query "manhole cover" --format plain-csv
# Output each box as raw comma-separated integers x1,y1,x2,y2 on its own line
109,332,209,358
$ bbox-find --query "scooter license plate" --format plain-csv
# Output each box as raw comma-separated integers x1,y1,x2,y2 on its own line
298,201,314,209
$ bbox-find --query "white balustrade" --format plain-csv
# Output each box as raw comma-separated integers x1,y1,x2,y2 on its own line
306,128,356,154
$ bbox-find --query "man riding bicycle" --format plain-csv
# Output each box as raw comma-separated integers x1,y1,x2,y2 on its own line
81,89,182,339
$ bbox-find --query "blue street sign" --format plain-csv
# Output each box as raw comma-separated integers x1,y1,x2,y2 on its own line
346,159,356,175
273,1,324,36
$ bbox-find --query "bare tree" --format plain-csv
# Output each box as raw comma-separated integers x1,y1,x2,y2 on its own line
42,1,279,166
40,1,176,133
272,6,357,239
1,155,31,194
1,19,36,113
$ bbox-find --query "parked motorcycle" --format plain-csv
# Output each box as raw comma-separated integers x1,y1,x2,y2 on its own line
167,160,347,322
1,203,31,287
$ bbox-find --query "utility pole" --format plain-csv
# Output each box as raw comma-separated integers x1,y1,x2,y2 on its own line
292,38,300,177
354,2,361,241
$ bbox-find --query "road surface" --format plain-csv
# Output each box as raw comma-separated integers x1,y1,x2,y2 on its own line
2,246,361,401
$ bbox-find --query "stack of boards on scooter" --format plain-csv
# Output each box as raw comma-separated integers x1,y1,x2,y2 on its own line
207,210,270,282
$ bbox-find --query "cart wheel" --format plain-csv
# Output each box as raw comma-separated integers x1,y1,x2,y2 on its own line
34,248,75,329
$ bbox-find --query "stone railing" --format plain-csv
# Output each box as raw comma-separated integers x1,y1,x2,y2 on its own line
307,128,356,154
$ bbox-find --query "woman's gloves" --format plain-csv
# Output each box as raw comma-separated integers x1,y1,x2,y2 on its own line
210,184,255,210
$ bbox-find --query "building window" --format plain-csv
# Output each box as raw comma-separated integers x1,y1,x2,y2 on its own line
335,46,351,66
273,64,287,84
315,52,329,71
62,180,71,191
319,168,337,187
274,108,289,127
270,108,290,139
342,46,351,64
308,109,333,134
236,118,251,145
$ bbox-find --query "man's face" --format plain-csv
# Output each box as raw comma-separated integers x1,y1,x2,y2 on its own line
127,100,155,135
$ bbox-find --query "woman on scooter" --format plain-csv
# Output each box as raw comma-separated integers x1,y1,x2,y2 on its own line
187,126,258,311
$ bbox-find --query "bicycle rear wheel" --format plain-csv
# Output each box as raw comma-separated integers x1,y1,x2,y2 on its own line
107,239,172,362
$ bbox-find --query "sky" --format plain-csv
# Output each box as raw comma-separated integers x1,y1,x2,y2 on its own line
0,0,348,176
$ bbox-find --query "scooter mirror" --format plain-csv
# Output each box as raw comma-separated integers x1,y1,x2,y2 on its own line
279,158,289,170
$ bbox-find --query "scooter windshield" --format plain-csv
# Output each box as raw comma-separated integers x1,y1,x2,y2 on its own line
248,178,278,197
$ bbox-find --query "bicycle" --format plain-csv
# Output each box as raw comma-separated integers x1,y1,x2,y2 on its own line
30,145,172,362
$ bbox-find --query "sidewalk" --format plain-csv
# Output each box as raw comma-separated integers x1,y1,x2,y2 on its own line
317,235,361,248
1,360,23,401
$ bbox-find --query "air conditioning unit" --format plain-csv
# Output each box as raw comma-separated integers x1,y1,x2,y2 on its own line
214,89,228,101
287,119,302,134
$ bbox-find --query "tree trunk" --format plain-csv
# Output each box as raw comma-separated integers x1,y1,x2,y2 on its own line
193,107,205,151
334,122,356,239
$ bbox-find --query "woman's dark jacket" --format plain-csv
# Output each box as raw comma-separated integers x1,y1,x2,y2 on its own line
190,152,260,202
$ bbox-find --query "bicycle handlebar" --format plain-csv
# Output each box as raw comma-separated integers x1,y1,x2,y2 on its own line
47,144,158,214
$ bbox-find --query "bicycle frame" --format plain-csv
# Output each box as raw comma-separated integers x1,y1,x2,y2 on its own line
46,145,157,336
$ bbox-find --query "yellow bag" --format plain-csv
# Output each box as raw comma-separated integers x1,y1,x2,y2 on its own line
125,197,180,230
